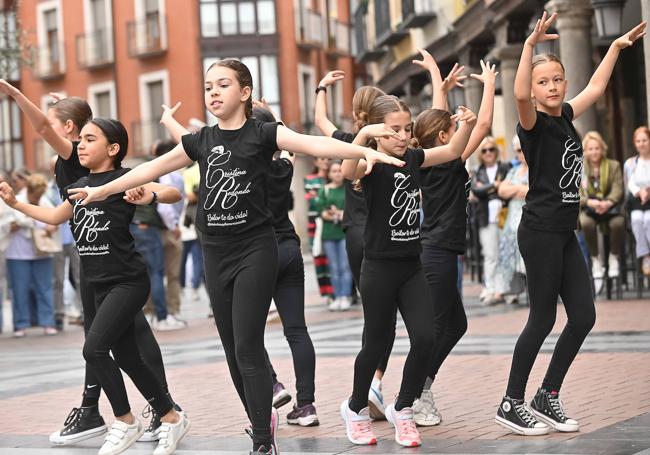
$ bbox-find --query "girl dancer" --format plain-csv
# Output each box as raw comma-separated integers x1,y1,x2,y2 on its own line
67,59,402,455
0,118,189,455
495,13,646,435
341,95,476,447
0,80,180,445
410,53,498,426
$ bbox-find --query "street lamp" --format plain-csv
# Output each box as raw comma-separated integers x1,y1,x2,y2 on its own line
591,0,627,38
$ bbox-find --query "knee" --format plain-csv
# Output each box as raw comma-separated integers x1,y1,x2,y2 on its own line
569,309,596,337
82,339,106,363
283,325,308,343
526,313,556,339
454,316,468,342
410,331,436,354
234,341,265,376
580,214,596,233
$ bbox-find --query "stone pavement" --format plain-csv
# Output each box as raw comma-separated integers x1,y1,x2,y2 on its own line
1,264,649,454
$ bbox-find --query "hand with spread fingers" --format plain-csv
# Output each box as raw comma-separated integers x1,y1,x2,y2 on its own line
613,21,647,50
525,11,559,47
470,59,499,87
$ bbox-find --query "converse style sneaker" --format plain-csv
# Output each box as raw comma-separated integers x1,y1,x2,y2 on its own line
98,419,144,455
340,400,377,445
530,388,579,432
272,382,292,409
287,403,319,427
153,412,191,455
385,403,422,447
49,406,107,445
138,405,161,442
495,396,549,436
412,390,442,426
368,381,386,420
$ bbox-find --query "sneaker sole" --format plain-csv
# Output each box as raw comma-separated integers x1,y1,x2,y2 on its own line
339,401,377,445
494,415,549,436
272,391,292,409
530,408,579,432
287,415,319,427
49,425,108,445
368,400,386,420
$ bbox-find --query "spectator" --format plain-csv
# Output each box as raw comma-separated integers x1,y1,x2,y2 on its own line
578,131,624,285
154,140,187,327
180,161,204,301
317,161,352,311
0,171,11,333
471,137,511,303
6,174,59,337
493,146,529,305
627,126,650,275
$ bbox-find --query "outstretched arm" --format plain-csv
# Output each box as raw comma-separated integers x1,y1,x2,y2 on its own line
569,21,646,119
123,182,183,205
421,107,477,167
0,182,73,225
461,60,498,162
160,102,190,143
314,70,346,137
0,80,74,159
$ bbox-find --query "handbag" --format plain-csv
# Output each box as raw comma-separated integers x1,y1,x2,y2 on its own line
32,227,62,256
497,206,509,229
584,203,621,222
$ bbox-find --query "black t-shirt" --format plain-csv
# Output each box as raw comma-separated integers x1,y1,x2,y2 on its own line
517,103,582,231
55,141,89,199
65,168,147,284
362,148,425,259
420,158,470,253
268,158,299,243
332,130,367,228
181,118,280,237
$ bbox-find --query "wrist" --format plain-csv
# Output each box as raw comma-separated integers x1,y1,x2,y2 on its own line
148,191,158,205
315,86,327,95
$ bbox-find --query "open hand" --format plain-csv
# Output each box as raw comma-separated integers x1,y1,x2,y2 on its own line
160,102,182,124
319,70,345,87
0,182,17,207
49,92,66,102
440,63,467,93
613,21,647,50
363,149,405,174
67,186,108,206
526,11,559,47
360,123,400,140
470,60,498,86
452,106,477,126
412,49,442,82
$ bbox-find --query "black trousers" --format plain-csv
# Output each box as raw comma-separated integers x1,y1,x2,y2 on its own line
81,274,173,417
506,224,596,399
350,257,435,413
201,226,277,446
345,225,395,374
421,243,468,380
266,237,316,405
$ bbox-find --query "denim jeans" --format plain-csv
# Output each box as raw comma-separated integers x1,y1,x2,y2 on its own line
323,239,352,298
7,258,55,330
180,239,204,289
130,225,168,320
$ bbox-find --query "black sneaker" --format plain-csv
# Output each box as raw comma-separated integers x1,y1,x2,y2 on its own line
530,388,579,432
49,406,107,445
272,382,291,409
246,408,278,454
495,396,549,436
287,403,319,427
139,404,162,442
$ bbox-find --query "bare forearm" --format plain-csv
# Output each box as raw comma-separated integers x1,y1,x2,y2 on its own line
314,91,337,137
514,43,534,101
161,117,190,144
13,201,70,225
587,44,620,95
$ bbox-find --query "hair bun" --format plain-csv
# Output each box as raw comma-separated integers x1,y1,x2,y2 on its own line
410,137,420,148
357,111,368,122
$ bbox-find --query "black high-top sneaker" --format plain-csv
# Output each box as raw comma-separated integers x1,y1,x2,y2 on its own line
49,406,107,445
495,396,549,436
530,387,579,432
139,405,162,442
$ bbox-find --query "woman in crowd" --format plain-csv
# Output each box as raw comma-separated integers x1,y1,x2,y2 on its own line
627,125,650,275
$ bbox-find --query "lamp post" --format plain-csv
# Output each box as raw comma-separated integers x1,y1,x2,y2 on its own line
591,0,627,38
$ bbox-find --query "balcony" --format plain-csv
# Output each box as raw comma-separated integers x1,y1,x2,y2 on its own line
400,0,436,29
374,0,408,47
354,6,387,63
76,29,114,70
327,19,350,56
127,13,167,58
32,42,65,80
131,120,168,156
295,8,324,49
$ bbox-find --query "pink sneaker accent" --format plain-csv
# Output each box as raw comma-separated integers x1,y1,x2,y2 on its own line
339,400,377,445
386,404,421,447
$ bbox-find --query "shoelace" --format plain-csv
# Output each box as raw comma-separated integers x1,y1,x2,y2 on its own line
548,395,567,420
514,402,537,426
104,424,127,445
396,416,420,440
63,408,81,427
350,419,375,439
142,405,159,432
142,404,153,419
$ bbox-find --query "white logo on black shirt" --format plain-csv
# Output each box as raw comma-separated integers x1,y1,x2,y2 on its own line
389,172,420,241
73,200,110,255
559,137,582,204
204,145,252,226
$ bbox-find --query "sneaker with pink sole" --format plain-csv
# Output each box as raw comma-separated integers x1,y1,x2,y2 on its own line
339,400,377,445
385,403,422,447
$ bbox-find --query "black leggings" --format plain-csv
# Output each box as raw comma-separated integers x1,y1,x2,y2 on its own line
506,224,595,400
266,237,316,405
349,257,435,413
201,227,277,446
345,225,395,375
421,244,468,381
81,274,173,417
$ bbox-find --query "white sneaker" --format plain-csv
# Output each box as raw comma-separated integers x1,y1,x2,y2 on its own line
412,390,442,426
153,413,191,455
385,403,421,447
98,420,144,455
367,381,386,420
328,297,340,312
338,296,351,311
479,288,490,301
191,288,200,301
591,256,604,279
339,400,377,445
167,314,187,327
608,254,620,278
156,317,186,332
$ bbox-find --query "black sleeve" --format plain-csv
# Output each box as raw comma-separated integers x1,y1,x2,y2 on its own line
63,176,88,205
259,121,280,158
517,109,549,135
332,130,356,144
410,148,425,168
562,102,575,122
181,129,203,162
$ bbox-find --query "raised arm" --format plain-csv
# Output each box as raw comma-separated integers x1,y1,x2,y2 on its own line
421,107,477,167
515,12,559,130
0,182,73,225
314,70,346,137
569,22,646,120
0,80,74,159
340,124,394,180
68,145,193,205
160,102,190,143
461,60,498,162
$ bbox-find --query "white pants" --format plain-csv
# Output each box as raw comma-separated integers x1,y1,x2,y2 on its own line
479,222,500,293
631,210,650,257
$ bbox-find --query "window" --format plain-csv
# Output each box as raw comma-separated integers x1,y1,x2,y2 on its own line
297,64,316,129
199,0,276,37
130,0,167,56
36,0,65,76
80,0,114,67
88,81,117,118
137,70,169,153
0,97,22,171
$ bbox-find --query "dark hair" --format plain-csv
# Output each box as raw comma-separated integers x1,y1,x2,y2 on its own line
153,139,176,157
208,58,254,119
413,109,453,149
89,118,129,168
253,106,276,123
49,97,93,134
